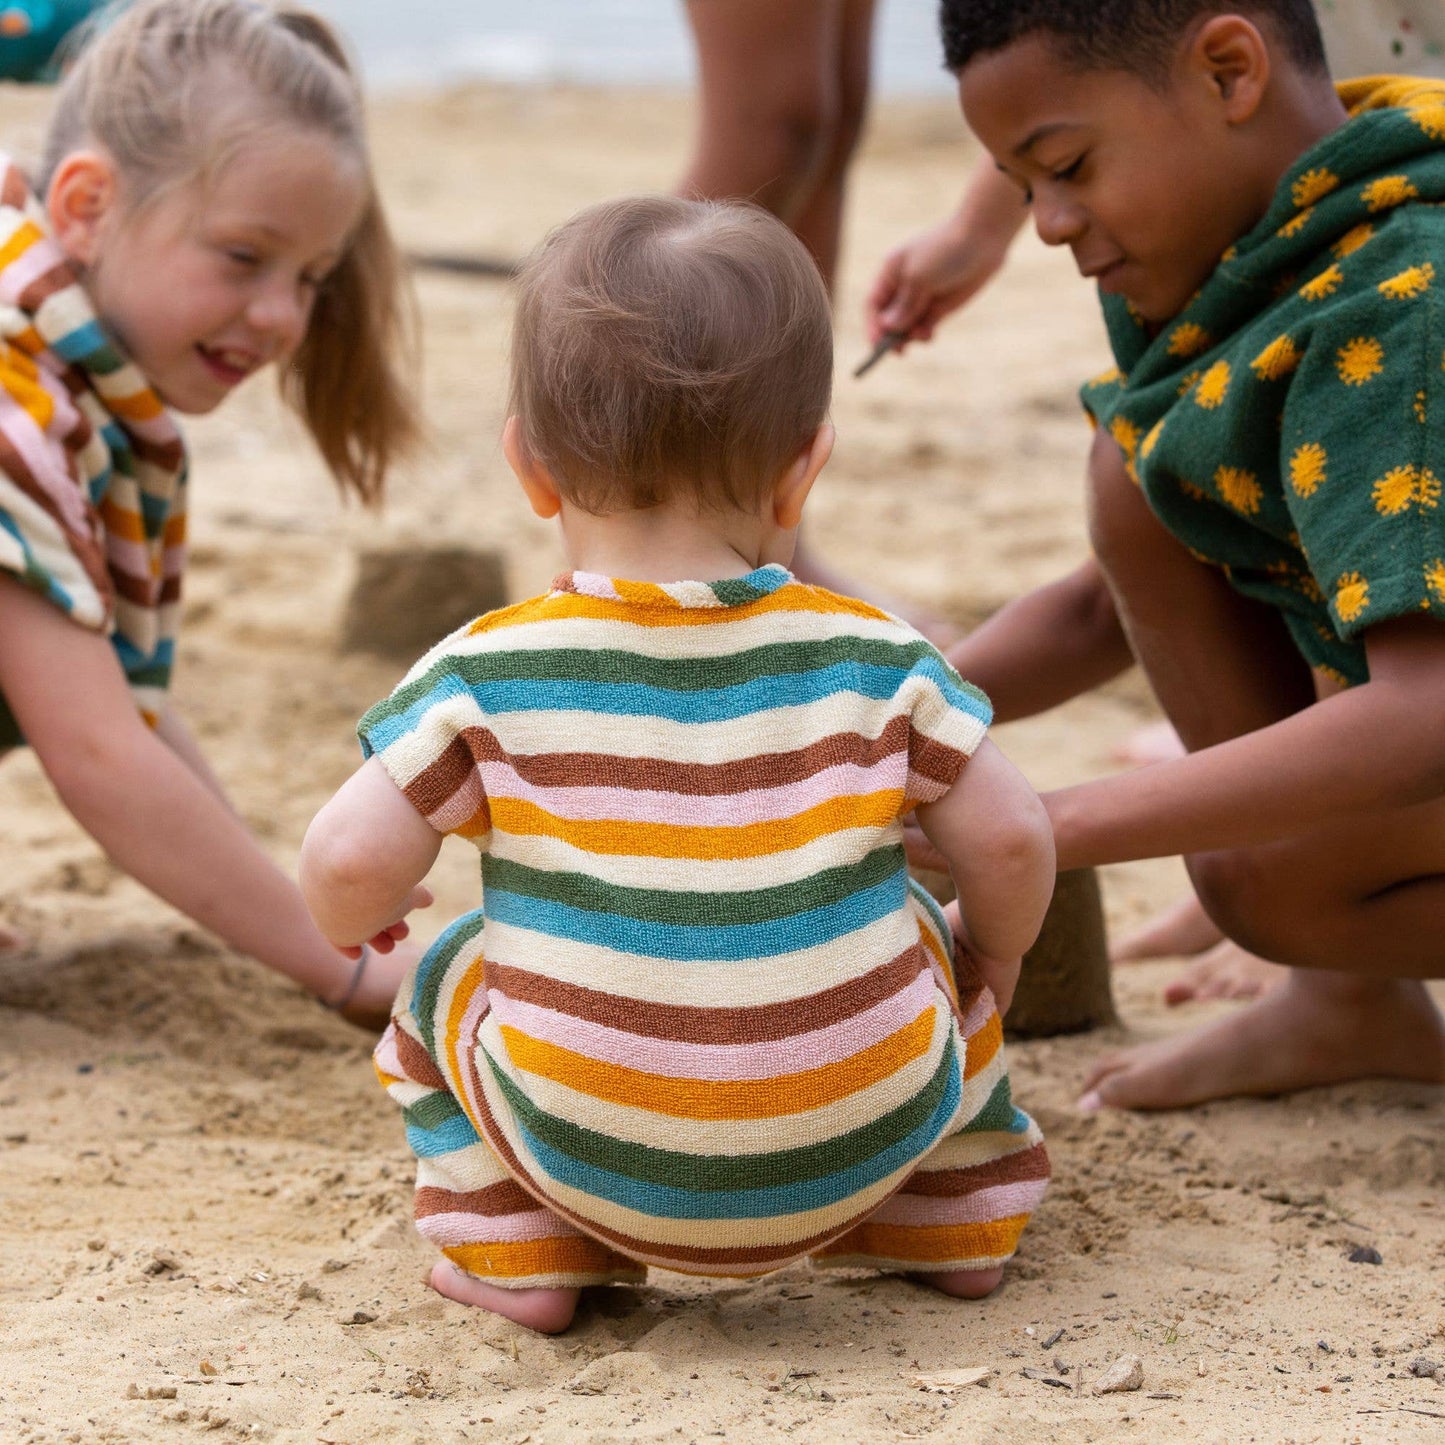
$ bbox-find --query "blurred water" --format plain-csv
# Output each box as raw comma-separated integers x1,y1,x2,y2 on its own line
313,0,954,94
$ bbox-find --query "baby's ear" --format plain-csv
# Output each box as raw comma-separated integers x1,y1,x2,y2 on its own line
503,416,562,519
774,423,835,529
45,152,119,267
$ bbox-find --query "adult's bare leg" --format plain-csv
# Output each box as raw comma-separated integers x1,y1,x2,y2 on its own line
1079,432,1445,1107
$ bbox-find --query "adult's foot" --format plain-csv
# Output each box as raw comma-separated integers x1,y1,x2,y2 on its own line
1078,971,1445,1111
428,1260,580,1334
0,921,28,953
1110,892,1223,963
1161,940,1288,1007
914,1265,1004,1299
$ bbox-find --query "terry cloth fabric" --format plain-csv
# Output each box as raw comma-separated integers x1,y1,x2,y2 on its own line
364,566,1048,1285
0,156,187,746
1081,79,1445,686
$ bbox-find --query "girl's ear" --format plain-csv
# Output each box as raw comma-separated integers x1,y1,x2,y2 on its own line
46,153,120,267
773,423,835,530
503,416,562,519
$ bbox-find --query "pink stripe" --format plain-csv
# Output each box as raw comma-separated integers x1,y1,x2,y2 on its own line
861,1178,1048,1228
0,237,64,301
429,770,487,832
479,755,906,825
374,1024,403,1077
569,573,620,602
0,390,92,535
489,968,938,1081
958,992,994,1038
418,1207,566,1248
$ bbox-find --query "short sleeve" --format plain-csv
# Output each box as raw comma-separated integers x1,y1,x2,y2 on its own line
1279,212,1445,641
357,637,494,844
899,646,993,809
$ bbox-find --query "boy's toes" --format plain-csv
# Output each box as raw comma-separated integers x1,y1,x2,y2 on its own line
1162,944,1287,1007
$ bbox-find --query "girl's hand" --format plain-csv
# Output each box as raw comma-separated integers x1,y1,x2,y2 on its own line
339,884,434,959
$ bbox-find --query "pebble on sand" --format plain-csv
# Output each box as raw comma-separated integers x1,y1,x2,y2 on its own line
1092,1355,1145,1395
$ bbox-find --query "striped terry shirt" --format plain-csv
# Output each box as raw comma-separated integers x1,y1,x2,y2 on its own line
361,565,1002,1272
0,155,187,745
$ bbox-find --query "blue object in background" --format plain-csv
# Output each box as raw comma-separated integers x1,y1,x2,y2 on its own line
0,0,105,82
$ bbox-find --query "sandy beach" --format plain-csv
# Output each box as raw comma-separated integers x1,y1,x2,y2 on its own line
1,80,1442,1444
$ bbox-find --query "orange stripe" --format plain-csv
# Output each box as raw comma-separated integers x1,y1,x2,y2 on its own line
962,1012,1002,1080
814,1214,1029,1264
465,585,894,635
98,496,147,543
489,790,904,859
104,389,165,423
445,1235,622,1281
498,1007,938,1120
0,219,44,274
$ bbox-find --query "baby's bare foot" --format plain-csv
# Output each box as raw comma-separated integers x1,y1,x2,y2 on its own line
1162,941,1287,1006
1078,972,1445,1111
914,1265,1004,1299
1111,893,1223,963
428,1260,579,1334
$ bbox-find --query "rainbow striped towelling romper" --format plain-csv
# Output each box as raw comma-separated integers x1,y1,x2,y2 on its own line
367,566,1049,1289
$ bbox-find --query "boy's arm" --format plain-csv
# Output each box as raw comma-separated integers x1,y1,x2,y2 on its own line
913,738,1057,964
300,756,443,950
1045,615,1445,868
945,557,1134,723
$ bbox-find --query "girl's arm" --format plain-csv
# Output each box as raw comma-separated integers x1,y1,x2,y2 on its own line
299,756,442,951
913,738,1057,1009
1045,615,1445,869
0,574,391,1004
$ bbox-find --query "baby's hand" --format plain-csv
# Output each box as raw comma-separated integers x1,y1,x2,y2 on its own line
339,884,434,959
942,899,1021,1016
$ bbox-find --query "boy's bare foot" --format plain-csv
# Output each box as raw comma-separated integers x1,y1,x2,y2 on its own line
1077,972,1445,1111
428,1260,579,1334
1111,719,1186,768
913,1265,1004,1299
1161,941,1288,1006
1110,893,1223,963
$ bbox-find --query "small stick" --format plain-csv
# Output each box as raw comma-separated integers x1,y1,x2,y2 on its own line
853,329,907,379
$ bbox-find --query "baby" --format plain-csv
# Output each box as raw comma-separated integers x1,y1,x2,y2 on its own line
300,196,1055,1333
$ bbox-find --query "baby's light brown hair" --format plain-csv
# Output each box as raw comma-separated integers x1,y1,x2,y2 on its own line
509,196,833,515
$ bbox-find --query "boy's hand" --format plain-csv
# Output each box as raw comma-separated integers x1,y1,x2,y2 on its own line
339,884,434,959
867,213,1009,348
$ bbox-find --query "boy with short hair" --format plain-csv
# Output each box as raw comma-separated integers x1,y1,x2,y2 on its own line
299,196,1055,1333
924,0,1445,1109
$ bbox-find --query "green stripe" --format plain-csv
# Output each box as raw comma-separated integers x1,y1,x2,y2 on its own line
379,634,946,714
412,909,488,1056
957,1074,1017,1136
482,846,904,926
404,1089,468,1133
485,1032,957,1192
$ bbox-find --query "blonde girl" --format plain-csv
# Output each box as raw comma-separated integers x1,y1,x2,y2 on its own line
0,0,423,1025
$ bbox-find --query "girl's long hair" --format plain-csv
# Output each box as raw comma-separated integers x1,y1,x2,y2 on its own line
43,0,420,502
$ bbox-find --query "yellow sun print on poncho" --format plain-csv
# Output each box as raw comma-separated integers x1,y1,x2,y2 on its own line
1289,443,1327,498
1251,335,1302,381
1214,465,1261,515
1300,264,1344,301
1194,360,1231,409
1167,322,1211,358
1370,465,1439,517
1379,263,1435,300
1361,175,1420,213
1427,559,1445,606
1292,167,1339,208
1407,102,1445,142
1334,572,1370,623
1336,337,1384,386
1277,206,1314,239
1332,223,1374,260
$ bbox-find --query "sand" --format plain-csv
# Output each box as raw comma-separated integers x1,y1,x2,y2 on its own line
1,82,1442,1445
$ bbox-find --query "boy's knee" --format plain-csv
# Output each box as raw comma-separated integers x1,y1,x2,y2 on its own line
1188,850,1297,961
1085,431,1149,568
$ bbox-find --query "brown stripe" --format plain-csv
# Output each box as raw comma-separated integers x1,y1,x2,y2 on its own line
18,262,80,317
394,1024,449,1092
414,1180,536,1219
410,715,913,814
909,733,971,788
485,944,928,1045
898,1142,1050,1198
